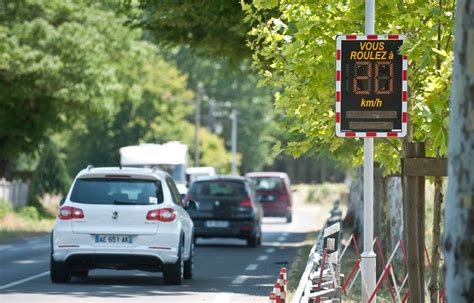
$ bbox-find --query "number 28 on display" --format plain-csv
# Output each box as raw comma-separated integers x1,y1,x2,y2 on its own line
347,61,394,95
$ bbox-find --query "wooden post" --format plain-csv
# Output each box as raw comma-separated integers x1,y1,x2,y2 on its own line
416,142,426,301
403,142,422,303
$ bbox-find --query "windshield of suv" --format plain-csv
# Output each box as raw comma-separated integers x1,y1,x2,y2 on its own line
70,178,164,204
250,177,285,192
189,181,247,198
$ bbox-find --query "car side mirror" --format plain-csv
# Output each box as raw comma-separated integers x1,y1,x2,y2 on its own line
59,197,66,206
184,200,199,211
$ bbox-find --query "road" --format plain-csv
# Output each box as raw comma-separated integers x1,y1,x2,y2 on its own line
0,203,329,303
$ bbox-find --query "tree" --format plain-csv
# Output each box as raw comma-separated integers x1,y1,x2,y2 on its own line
243,1,454,301
164,47,279,173
128,0,250,61
243,0,454,173
443,0,474,301
0,0,148,177
30,139,70,198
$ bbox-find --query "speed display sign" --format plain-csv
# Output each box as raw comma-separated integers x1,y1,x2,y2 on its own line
335,35,407,137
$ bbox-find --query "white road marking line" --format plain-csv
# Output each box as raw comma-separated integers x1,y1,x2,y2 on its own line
278,236,286,242
257,255,268,261
13,260,37,265
231,275,248,285
212,292,233,303
245,264,258,271
0,271,49,290
283,232,289,237
266,248,276,253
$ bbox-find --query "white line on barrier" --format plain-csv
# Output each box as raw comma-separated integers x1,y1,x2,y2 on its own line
245,264,258,271
339,233,353,262
0,271,49,290
257,255,268,261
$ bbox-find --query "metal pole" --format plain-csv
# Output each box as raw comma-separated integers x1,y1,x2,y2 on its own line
194,83,203,166
231,109,238,175
361,0,377,302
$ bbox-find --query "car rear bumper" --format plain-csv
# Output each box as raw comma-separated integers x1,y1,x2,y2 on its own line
53,249,178,270
52,231,180,266
64,253,169,271
193,219,258,239
262,204,291,217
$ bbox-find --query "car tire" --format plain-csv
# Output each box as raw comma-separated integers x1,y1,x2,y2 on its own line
50,255,71,283
163,237,184,285
286,214,292,223
257,232,262,246
247,234,259,248
183,236,194,279
71,269,89,279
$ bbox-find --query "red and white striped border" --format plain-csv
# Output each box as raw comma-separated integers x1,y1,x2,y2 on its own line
335,34,407,138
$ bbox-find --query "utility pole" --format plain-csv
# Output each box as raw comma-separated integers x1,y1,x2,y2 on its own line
361,0,377,302
230,109,238,175
194,83,203,166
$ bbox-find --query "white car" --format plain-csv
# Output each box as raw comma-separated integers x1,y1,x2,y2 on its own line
50,166,197,285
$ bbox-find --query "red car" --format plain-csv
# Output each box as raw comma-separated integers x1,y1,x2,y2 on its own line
245,172,293,223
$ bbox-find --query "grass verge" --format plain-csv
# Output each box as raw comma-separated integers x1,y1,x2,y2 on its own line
287,231,318,300
0,201,55,243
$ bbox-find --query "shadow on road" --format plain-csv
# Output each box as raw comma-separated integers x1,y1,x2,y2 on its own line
1,231,316,299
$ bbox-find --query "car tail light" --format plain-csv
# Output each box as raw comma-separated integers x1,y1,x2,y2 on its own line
58,206,84,220
240,224,254,231
146,208,176,222
239,197,254,209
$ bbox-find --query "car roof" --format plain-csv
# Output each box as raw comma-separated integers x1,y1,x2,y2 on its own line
191,175,249,183
245,171,289,178
76,167,169,180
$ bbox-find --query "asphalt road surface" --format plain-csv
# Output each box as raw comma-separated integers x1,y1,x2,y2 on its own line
0,203,329,303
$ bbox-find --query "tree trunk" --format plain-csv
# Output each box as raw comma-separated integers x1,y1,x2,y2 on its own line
416,142,426,302
382,176,393,262
387,176,403,260
443,0,474,301
430,176,443,303
347,167,364,243
404,142,423,303
0,159,9,179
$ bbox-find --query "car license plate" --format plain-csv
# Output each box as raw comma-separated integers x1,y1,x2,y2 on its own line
259,194,275,202
95,235,133,244
205,220,230,228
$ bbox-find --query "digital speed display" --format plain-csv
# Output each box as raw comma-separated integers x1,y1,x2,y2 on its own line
335,35,407,138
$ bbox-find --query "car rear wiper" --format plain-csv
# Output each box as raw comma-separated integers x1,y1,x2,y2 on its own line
113,200,137,205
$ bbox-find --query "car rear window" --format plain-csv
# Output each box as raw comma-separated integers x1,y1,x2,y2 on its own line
70,178,164,205
250,177,285,191
189,181,247,197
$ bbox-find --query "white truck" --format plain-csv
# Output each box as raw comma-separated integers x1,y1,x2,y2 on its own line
119,142,189,196
186,166,217,185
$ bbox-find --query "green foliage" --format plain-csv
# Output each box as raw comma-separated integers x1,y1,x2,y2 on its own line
31,139,71,197
129,0,251,61
165,47,280,173
243,0,454,174
17,206,41,221
0,0,151,172
0,200,13,219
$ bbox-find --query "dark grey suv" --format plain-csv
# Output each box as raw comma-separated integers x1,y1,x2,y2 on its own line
184,176,263,247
